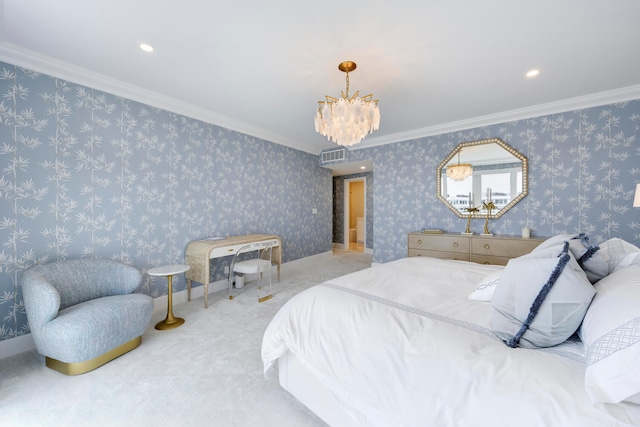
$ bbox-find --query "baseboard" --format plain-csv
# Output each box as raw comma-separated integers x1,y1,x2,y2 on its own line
0,333,35,359
1,251,336,360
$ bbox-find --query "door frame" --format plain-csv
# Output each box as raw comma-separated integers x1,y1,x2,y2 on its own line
343,177,366,250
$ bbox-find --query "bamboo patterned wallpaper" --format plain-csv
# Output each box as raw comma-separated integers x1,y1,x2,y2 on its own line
0,62,332,342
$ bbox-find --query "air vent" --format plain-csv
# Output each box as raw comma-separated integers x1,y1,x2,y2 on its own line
321,148,346,164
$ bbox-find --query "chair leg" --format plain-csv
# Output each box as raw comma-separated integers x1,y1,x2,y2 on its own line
258,270,273,303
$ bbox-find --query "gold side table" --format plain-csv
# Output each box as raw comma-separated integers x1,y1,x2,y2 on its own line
148,264,190,330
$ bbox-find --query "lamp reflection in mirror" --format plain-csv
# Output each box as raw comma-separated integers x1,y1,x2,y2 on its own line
446,150,473,182
315,61,380,147
634,184,640,207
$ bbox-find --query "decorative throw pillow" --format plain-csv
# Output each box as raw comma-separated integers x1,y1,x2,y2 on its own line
567,233,609,283
468,270,502,302
534,233,608,283
491,242,595,348
581,264,640,404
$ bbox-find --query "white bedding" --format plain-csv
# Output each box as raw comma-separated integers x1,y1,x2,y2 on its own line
262,257,640,426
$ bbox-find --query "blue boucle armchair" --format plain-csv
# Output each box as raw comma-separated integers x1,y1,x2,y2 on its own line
21,258,154,375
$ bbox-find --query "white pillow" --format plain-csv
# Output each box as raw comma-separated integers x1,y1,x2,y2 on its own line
468,270,501,302
491,242,595,348
581,264,640,404
598,237,640,274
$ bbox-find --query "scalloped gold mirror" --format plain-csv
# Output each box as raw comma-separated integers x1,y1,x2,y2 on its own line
437,138,528,219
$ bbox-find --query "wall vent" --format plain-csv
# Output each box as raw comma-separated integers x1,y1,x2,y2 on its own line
321,148,346,164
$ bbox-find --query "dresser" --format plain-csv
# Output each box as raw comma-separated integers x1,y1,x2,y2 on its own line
407,232,545,265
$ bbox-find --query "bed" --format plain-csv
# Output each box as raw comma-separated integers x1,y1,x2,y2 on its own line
262,235,640,426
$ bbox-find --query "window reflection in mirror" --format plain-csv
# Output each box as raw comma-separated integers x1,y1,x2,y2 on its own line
437,138,528,219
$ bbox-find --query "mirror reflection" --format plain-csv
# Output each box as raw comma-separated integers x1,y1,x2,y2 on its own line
436,138,528,219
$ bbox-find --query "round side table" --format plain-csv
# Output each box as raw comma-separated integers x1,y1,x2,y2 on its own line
148,264,190,330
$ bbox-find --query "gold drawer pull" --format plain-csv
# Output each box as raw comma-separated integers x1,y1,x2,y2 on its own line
483,261,490,265
453,242,459,247
417,239,422,244
484,244,490,249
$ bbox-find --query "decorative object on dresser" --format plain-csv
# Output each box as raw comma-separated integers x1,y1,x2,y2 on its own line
463,206,479,234
408,232,545,265
437,138,528,219
481,199,496,235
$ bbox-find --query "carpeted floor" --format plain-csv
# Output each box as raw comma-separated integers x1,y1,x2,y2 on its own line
0,250,373,427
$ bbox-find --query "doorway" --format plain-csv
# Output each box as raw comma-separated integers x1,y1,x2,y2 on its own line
344,177,366,252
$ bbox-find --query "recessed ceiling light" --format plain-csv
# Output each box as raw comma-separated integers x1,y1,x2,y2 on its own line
140,43,154,53
360,166,366,170
526,69,540,78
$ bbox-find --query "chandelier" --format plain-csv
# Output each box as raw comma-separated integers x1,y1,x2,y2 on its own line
314,61,380,146
446,151,473,181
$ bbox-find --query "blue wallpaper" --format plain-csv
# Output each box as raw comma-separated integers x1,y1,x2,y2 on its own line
0,62,332,342
2,58,640,346
346,104,640,263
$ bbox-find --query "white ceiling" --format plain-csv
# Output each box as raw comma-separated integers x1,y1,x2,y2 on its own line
1,0,640,164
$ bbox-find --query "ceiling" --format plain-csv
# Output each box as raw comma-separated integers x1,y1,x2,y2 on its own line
1,0,640,169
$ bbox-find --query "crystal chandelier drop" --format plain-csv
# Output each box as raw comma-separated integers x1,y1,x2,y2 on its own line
446,151,473,181
314,61,380,146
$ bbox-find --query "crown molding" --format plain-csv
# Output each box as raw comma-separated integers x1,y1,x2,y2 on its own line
0,43,320,153
1,42,639,155
356,84,640,150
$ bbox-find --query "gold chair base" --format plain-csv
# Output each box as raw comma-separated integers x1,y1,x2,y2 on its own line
45,336,142,376
258,294,273,303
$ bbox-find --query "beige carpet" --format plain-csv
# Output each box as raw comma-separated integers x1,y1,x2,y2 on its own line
0,250,373,427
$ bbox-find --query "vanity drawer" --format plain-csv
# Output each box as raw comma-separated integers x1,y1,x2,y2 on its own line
409,249,469,261
409,248,470,261
471,254,511,266
472,237,541,258
408,234,469,254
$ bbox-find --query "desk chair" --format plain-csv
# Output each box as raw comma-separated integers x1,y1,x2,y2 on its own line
228,241,274,302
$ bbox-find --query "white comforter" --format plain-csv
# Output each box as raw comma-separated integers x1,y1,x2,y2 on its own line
262,257,640,427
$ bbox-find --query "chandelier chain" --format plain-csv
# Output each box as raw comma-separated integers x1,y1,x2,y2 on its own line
345,72,350,98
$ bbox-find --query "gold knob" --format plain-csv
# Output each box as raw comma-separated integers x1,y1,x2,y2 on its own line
417,239,422,244
484,244,490,249
453,242,459,247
